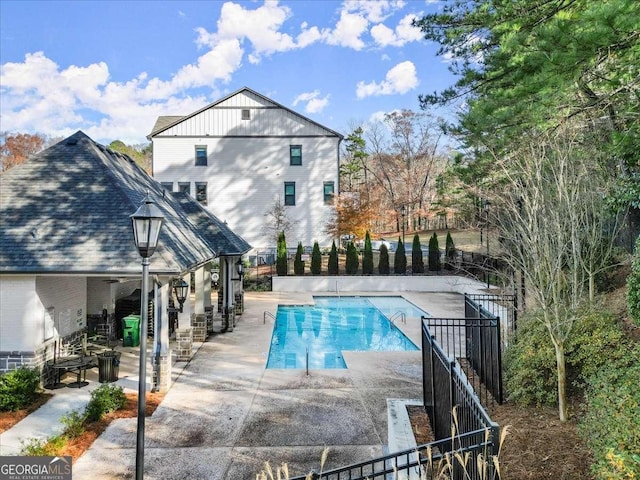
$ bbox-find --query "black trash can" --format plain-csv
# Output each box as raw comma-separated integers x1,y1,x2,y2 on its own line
97,351,121,383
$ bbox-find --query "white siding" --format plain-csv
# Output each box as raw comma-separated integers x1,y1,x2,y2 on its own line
154,136,339,248
0,276,43,351
36,277,87,338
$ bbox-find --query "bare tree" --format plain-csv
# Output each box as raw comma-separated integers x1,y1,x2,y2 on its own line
261,197,293,246
491,123,620,421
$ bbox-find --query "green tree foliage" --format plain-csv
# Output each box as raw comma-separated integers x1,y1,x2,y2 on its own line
108,140,152,174
394,238,406,274
328,241,339,275
345,242,359,275
276,231,287,276
628,236,640,327
362,231,374,274
428,233,441,271
411,234,424,274
445,231,456,269
311,241,322,275
294,242,304,275
340,127,368,193
378,244,390,275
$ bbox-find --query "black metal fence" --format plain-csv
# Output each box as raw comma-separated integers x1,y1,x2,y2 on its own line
289,428,499,480
465,293,517,336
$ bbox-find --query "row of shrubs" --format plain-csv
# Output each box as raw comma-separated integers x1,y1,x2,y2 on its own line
277,230,457,276
21,383,126,456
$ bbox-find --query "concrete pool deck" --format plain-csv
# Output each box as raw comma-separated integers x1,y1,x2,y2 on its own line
72,290,472,479
3,287,483,479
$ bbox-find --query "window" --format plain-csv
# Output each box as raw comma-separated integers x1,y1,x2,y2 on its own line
323,181,335,204
196,182,207,205
195,146,207,166
161,182,173,192
284,182,296,206
178,182,191,195
290,145,302,166
241,109,251,120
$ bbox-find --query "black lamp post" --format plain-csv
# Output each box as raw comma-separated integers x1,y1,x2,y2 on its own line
236,259,244,279
172,279,189,313
484,199,491,288
401,205,406,247
130,195,164,480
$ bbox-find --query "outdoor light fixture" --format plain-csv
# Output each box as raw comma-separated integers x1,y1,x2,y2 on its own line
172,278,189,313
236,259,244,278
130,195,164,480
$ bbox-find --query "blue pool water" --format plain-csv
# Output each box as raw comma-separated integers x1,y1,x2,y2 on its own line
266,296,427,369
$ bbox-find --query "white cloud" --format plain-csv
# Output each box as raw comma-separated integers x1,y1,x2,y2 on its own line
293,90,330,114
356,61,418,98
371,13,422,47
325,9,369,50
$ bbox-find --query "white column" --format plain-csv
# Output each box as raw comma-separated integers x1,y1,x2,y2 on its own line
203,264,212,310
194,266,205,315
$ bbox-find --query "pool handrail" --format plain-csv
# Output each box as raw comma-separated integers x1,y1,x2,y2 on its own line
264,311,276,324
390,311,406,324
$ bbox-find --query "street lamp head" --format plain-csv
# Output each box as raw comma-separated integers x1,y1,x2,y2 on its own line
130,195,165,258
236,259,244,277
401,205,406,216
172,278,189,313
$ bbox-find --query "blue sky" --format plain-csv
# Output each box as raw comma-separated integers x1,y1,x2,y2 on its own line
0,0,458,145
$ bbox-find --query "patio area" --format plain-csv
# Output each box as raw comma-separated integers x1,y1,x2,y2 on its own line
65,290,467,479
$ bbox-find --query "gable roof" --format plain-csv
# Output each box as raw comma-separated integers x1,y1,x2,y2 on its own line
0,131,250,275
147,86,344,140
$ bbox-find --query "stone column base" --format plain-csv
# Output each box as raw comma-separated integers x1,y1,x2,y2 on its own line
193,314,207,342
152,351,172,393
175,328,193,361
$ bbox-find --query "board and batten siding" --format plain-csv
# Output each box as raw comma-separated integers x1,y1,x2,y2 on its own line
153,135,339,248
0,276,42,351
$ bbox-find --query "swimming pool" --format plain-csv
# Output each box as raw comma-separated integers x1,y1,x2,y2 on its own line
266,296,426,369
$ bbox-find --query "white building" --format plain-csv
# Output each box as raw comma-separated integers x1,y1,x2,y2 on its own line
148,87,343,251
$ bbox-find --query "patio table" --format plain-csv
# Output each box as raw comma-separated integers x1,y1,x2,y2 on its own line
48,355,97,388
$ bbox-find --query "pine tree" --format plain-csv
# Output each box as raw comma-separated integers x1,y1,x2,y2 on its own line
276,231,288,276
394,238,407,274
294,242,305,275
311,241,322,275
378,244,390,274
328,241,339,275
362,231,374,274
412,234,424,273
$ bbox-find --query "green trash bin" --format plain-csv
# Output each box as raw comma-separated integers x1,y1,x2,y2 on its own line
122,315,140,347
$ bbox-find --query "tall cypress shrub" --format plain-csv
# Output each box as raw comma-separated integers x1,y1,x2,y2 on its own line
276,231,288,276
345,242,359,274
378,244,390,274
311,241,322,275
362,231,374,274
412,234,424,273
428,233,441,271
394,238,407,274
445,231,456,269
328,240,339,275
294,242,305,275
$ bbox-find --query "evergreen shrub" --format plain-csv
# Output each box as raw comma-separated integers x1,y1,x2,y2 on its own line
345,242,359,274
0,367,40,412
294,242,305,275
428,233,441,271
412,234,424,273
328,241,339,275
394,238,407,274
311,242,322,275
276,231,287,276
378,244,390,274
362,231,374,274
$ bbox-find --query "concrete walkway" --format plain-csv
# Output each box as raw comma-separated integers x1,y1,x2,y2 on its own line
2,287,480,479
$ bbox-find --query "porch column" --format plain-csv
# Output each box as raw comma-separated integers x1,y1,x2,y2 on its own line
152,280,172,392
177,273,192,330
192,266,207,342
175,273,193,361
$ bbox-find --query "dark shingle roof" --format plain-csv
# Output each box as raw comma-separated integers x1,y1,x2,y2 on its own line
0,131,250,275
149,116,185,137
